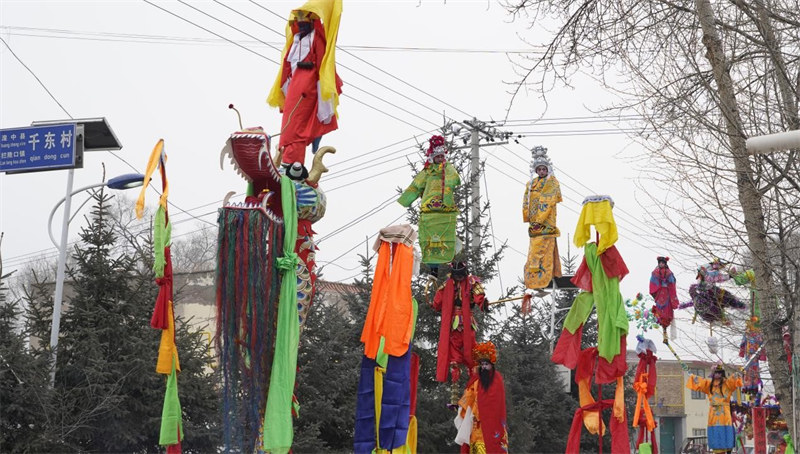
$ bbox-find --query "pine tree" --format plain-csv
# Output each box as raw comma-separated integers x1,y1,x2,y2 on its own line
21,190,220,452
0,243,53,453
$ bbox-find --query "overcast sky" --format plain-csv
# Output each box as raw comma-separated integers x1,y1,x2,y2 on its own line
1,1,753,368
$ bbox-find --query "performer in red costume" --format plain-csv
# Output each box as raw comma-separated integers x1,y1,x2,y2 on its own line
432,261,486,405
268,3,343,174
649,256,679,338
454,342,509,454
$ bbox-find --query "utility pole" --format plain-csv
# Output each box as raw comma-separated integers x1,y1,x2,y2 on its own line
469,119,481,251
451,118,514,256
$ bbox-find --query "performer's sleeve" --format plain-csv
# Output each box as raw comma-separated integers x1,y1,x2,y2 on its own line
668,275,679,308
726,375,743,391
398,171,426,207
648,272,659,298
432,284,445,312
471,280,486,310
686,375,711,394
552,176,562,203
280,52,292,100
447,162,461,186
522,181,530,223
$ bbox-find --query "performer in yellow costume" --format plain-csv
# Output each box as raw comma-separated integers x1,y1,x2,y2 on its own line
522,146,562,291
687,365,743,453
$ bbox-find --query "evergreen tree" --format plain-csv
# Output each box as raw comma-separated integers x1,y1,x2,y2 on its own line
294,285,364,453
21,190,220,452
0,242,53,453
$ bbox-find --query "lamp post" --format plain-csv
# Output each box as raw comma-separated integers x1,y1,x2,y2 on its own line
48,172,144,386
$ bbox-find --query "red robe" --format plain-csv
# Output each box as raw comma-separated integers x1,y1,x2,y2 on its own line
460,370,509,454
433,276,485,382
277,20,342,166
649,266,679,329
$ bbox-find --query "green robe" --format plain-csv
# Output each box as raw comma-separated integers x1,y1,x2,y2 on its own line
397,162,460,264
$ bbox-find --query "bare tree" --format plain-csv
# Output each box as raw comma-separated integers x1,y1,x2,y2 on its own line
503,0,799,436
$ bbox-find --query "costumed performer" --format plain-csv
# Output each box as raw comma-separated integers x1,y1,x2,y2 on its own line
454,341,509,454
398,135,461,278
267,0,343,173
687,365,743,453
432,261,486,405
355,224,420,454
522,145,562,294
650,256,679,339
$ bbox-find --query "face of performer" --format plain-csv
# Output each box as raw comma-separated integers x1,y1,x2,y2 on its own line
535,165,548,178
433,154,446,164
478,359,495,389
712,369,723,381
658,261,666,269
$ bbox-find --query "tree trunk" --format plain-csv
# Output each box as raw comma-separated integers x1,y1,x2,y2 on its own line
694,0,795,439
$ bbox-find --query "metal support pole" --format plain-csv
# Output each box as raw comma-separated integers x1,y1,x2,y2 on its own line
49,167,74,386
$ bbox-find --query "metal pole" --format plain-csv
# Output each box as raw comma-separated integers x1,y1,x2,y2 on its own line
469,118,480,252
49,167,74,386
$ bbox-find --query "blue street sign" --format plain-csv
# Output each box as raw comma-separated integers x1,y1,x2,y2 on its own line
0,124,77,173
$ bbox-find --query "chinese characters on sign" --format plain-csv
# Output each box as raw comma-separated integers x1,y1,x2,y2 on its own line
0,124,77,173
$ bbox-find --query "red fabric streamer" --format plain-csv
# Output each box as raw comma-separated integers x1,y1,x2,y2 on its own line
150,247,173,330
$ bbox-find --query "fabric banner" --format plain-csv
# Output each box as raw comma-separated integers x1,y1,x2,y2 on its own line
753,407,767,454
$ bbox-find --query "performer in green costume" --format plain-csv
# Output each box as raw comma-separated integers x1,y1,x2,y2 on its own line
398,135,461,277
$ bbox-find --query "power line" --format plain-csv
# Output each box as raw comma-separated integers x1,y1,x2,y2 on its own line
0,25,548,55
0,36,73,119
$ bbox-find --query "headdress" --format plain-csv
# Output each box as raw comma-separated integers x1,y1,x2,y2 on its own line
530,145,554,177
450,260,468,280
657,256,669,264
425,135,448,164
473,341,497,364
713,363,725,374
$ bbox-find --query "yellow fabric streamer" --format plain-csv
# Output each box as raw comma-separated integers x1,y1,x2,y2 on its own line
573,199,618,254
267,0,342,113
135,139,167,219
156,302,180,374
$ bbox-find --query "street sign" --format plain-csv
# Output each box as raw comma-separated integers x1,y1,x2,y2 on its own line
0,124,78,173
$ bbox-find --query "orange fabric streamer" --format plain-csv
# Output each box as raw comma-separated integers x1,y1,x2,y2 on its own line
632,378,655,431
360,241,414,358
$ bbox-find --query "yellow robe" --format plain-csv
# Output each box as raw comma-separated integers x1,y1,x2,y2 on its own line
522,175,562,289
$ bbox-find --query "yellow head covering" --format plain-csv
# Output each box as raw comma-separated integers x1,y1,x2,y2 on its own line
267,0,342,115
135,139,168,219
573,196,618,254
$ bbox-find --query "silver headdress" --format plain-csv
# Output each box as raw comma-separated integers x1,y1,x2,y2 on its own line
530,145,554,178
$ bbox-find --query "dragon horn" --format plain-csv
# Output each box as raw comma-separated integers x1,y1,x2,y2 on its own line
307,146,336,184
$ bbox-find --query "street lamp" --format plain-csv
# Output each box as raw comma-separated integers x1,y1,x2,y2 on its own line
48,172,145,385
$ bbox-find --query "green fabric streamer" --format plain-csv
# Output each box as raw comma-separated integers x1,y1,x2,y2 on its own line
562,291,595,334
152,205,171,278
263,175,299,454
785,434,794,454
583,242,628,362
159,360,184,446
561,243,628,362
376,337,388,369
